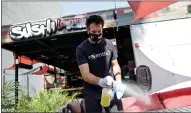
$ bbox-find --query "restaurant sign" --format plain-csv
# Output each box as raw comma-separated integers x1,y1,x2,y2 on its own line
9,17,87,40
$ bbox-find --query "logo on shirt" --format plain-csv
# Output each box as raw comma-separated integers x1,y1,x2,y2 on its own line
88,51,111,60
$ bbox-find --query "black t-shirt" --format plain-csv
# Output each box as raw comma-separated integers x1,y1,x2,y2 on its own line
76,38,118,99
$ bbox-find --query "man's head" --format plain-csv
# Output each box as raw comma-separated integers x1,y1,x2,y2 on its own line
86,15,104,43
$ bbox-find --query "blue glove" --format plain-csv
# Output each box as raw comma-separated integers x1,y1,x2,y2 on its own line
112,81,125,100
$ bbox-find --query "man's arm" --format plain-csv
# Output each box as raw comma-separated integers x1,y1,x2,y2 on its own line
79,63,100,85
76,47,101,85
110,40,122,81
112,59,122,81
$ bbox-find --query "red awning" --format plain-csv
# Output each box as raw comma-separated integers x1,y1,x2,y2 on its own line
4,53,39,70
4,65,15,70
128,1,177,22
32,65,54,75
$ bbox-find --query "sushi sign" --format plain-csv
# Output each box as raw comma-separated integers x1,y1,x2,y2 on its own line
9,18,57,40
9,17,87,40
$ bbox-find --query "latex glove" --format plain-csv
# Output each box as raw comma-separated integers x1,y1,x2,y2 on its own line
112,81,125,99
98,76,114,88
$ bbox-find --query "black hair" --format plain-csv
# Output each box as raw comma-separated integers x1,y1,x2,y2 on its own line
86,15,104,28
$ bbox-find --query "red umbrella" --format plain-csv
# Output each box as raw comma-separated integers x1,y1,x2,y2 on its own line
128,1,177,22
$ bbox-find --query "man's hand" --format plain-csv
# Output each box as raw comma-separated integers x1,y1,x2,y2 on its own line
112,80,125,99
98,76,114,88
111,58,124,99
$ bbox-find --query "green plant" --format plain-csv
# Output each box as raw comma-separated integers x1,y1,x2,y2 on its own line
2,80,26,112
2,80,79,112
17,91,79,112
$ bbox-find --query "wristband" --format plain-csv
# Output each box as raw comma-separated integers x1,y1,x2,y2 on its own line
114,72,121,76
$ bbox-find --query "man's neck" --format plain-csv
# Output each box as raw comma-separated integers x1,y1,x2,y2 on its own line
88,38,101,44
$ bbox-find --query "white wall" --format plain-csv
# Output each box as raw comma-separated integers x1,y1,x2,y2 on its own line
2,49,14,70
130,17,191,93
2,49,45,97
2,73,43,97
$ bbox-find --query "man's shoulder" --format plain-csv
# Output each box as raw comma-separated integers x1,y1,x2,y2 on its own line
103,38,113,46
104,38,112,42
77,39,87,48
77,39,88,50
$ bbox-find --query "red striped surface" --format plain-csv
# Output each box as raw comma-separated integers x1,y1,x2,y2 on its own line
128,1,177,22
122,93,163,112
122,87,191,112
144,13,159,19
160,87,191,109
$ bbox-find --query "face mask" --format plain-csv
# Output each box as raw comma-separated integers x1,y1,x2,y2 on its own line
89,33,103,43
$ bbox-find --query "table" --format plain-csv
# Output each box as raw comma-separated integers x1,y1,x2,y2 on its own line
49,87,83,92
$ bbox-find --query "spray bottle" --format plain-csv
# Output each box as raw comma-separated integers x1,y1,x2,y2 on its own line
100,76,114,107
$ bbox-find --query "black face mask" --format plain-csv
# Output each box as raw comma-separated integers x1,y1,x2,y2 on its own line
89,33,103,43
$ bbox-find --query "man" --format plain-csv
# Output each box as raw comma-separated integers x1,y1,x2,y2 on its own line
76,15,123,112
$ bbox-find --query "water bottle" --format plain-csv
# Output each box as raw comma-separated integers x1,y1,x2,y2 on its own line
100,76,113,107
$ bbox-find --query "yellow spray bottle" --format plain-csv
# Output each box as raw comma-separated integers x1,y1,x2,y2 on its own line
100,76,114,107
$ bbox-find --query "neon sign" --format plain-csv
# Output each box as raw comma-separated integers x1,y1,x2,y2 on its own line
57,17,86,31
